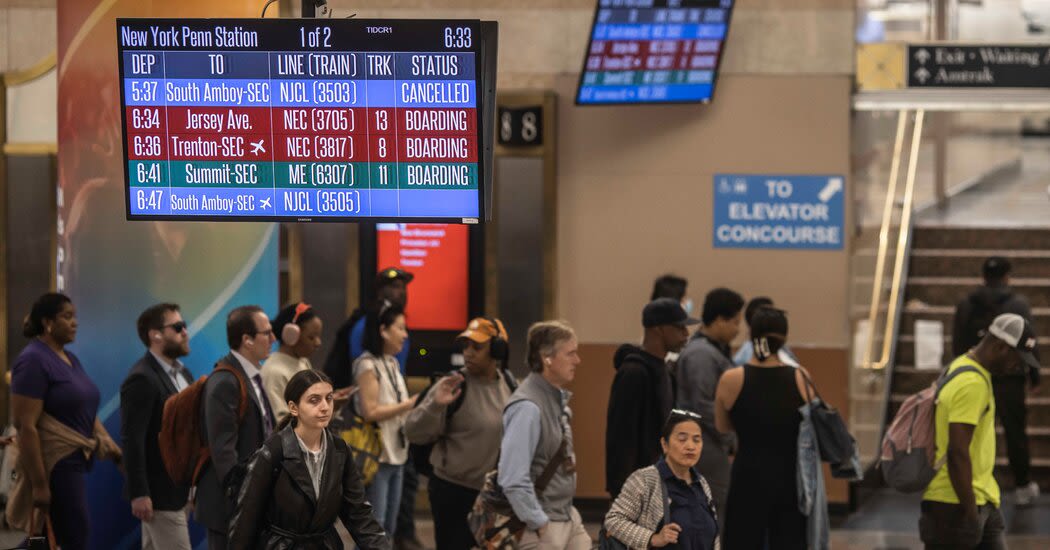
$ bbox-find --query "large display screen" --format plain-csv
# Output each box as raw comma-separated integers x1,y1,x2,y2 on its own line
576,0,734,105
118,18,496,222
376,223,469,331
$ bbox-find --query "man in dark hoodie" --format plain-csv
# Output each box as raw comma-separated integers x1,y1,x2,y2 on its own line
953,256,1042,505
605,298,698,497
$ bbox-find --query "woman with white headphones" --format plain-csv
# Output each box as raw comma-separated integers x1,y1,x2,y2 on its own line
262,302,324,424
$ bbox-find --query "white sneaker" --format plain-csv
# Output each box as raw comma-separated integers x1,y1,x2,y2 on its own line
1016,481,1040,506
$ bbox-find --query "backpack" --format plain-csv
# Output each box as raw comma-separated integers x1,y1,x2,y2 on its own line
158,360,249,487
224,430,284,506
410,368,518,478
323,308,366,390
880,365,991,493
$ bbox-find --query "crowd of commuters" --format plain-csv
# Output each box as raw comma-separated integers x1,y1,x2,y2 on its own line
3,260,1042,550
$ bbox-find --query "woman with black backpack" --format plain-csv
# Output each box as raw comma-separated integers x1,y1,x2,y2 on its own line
229,369,390,549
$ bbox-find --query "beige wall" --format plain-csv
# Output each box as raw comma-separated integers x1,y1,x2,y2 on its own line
0,0,56,74
556,74,853,346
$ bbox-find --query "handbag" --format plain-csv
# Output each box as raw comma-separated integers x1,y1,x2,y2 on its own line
339,359,390,486
799,368,856,465
598,476,673,550
27,513,57,550
468,439,568,549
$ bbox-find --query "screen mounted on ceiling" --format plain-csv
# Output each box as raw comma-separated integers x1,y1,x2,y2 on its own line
576,0,734,105
117,18,497,223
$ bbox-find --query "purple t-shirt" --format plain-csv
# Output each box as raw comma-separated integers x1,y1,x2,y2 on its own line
11,340,100,466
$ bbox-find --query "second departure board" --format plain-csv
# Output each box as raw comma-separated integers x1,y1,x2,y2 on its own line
576,0,734,105
118,18,497,222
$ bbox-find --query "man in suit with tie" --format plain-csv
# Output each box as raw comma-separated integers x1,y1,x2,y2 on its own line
196,305,277,550
120,303,195,549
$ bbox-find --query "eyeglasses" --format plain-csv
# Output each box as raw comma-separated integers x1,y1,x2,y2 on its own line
163,321,188,333
669,408,702,420
253,329,274,338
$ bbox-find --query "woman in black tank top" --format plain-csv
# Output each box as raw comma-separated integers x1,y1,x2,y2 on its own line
713,307,808,550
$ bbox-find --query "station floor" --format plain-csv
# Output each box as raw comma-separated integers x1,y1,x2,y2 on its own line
0,490,1045,550
362,487,1050,549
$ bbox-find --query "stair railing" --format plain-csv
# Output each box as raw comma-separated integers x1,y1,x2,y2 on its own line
862,109,925,372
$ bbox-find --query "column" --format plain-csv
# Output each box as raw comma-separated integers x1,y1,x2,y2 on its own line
271,51,369,217
124,51,169,215
163,50,275,217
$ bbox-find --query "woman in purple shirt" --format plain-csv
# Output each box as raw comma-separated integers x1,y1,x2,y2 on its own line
10,293,121,550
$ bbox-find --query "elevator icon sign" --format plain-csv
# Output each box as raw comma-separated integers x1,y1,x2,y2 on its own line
713,174,845,250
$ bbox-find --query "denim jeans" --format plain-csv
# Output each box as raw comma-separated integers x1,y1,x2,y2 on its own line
366,462,405,536
798,400,830,550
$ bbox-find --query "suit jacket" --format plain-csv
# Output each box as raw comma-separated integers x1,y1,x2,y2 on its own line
195,353,269,532
119,351,194,511
229,427,390,550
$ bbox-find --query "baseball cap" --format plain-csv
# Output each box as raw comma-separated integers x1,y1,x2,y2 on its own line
987,313,1040,371
457,317,508,344
643,298,701,329
376,267,414,286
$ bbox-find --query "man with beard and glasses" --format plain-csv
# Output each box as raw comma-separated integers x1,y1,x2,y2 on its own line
120,303,195,550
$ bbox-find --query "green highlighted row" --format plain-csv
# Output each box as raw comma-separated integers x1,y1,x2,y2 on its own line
128,161,478,189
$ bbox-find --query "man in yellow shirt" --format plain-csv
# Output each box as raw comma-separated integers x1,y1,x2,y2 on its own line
920,313,1041,549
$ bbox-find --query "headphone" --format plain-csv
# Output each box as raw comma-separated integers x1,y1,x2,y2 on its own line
281,302,312,346
483,316,510,362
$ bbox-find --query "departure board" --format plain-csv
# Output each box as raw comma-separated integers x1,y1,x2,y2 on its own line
117,18,497,222
576,0,734,105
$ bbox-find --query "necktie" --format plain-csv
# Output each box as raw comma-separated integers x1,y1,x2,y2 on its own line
171,365,189,391
252,374,276,435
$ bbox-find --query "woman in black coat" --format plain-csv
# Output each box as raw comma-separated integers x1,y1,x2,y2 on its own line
229,370,390,550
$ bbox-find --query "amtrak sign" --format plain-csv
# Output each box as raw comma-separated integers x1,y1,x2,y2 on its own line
908,45,1050,88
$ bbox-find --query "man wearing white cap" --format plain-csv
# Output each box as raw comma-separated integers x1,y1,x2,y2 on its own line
921,313,1041,550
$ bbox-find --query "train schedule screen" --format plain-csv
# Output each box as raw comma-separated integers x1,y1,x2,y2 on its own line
118,19,488,222
576,0,734,105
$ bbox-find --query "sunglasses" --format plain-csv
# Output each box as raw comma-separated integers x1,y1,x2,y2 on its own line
669,408,702,420
163,321,188,333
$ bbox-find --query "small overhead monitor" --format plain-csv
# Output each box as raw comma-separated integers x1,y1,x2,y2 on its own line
576,0,735,105
117,18,498,223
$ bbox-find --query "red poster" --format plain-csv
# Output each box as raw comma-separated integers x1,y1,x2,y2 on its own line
377,224,469,331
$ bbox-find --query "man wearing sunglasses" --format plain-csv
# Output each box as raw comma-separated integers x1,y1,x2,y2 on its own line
120,303,195,550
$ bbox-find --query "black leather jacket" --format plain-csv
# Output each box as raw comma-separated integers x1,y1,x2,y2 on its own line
229,426,390,550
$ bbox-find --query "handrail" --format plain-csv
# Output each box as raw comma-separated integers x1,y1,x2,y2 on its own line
862,109,925,370
861,110,908,370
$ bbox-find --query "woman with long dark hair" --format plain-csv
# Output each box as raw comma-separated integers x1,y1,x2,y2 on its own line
9,293,122,549
352,300,417,536
714,307,813,549
230,369,390,549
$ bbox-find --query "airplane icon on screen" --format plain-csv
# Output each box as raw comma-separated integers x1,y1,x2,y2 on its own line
250,140,266,155
260,197,272,209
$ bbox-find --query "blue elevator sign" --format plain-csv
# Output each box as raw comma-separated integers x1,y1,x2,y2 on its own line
713,174,845,250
